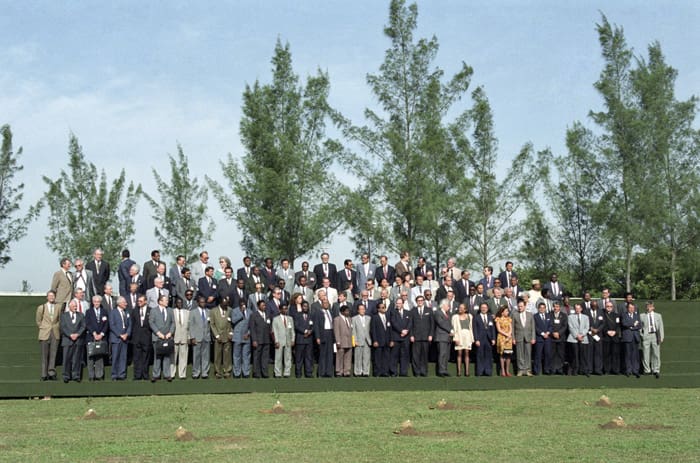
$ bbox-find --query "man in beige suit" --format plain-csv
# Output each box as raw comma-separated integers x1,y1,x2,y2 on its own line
171,297,191,379
333,305,353,376
50,258,73,309
36,290,61,380
272,304,295,377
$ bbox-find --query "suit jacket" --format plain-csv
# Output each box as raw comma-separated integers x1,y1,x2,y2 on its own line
453,280,473,304
266,298,283,319
351,314,372,346
601,310,620,342
85,306,110,342
108,308,132,343
118,258,136,296
51,270,74,304
313,262,338,289
375,265,395,285
148,306,176,342
370,313,391,346
357,263,377,293
231,286,248,310
260,266,277,292
100,295,116,312
333,315,353,348
294,311,314,345
513,311,536,342
130,306,152,346
413,263,434,279
125,292,140,311
273,314,295,347
315,287,338,304
173,276,198,302
73,269,97,300
237,266,253,282
433,310,453,343
389,308,412,342
146,287,170,310
276,268,295,293
142,260,163,290
168,265,184,285
497,270,518,289
173,307,190,344
473,312,496,344
533,312,553,341
566,313,590,344
336,268,359,297
86,259,111,295
231,307,250,343
249,309,271,345
620,312,641,343
60,311,85,346
36,302,61,341
487,297,506,315
190,261,207,285
410,306,434,341
587,308,605,341
209,305,232,343
197,277,218,308
641,312,664,342
216,278,237,303
551,311,568,343
188,306,211,343
247,292,268,312
543,281,565,301
245,274,264,295
294,270,317,290
312,309,336,343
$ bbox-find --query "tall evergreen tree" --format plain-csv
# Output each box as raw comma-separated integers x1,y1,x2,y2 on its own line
209,40,346,266
143,145,215,263
41,133,141,265
0,124,39,267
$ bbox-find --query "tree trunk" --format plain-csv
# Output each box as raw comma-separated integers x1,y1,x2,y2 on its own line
670,248,677,301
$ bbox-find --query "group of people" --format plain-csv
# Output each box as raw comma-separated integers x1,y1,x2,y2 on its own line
36,249,665,382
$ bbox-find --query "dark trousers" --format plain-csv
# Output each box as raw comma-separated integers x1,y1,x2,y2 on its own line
602,341,620,374
62,341,82,381
252,343,270,378
569,342,590,374
111,341,128,379
40,333,59,378
624,341,640,374
589,339,603,374
436,341,450,376
132,342,151,379
533,339,552,374
411,341,430,376
551,341,566,373
390,340,410,376
294,343,314,378
373,345,390,376
475,342,493,376
317,331,335,377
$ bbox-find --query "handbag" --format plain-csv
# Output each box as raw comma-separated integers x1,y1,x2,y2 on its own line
87,341,108,357
155,339,175,356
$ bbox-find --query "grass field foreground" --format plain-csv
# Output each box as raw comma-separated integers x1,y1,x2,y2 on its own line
1,388,698,462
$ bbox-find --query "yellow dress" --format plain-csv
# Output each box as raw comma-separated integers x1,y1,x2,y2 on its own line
496,316,513,355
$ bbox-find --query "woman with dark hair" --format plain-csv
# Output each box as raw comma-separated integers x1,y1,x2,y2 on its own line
495,305,513,377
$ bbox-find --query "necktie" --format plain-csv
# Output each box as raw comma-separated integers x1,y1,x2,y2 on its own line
120,309,125,329
284,317,287,328
482,314,487,325
201,309,206,324
649,314,655,332
303,313,307,321
96,309,100,320
140,308,145,325
71,313,75,324
161,308,166,322
96,261,100,273
178,309,182,325
541,313,544,321
419,308,423,317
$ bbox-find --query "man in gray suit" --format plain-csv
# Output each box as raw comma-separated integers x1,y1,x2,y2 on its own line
149,294,176,381
173,267,197,302
231,299,251,378
169,255,186,287
433,299,454,377
640,301,664,378
567,303,590,376
276,259,295,294
188,296,211,379
272,304,295,377
36,290,61,380
60,300,85,382
356,253,377,295
146,277,170,310
352,303,372,376
512,298,536,376
73,258,97,301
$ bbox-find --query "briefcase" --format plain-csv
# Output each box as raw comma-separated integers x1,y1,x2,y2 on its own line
155,339,175,356
87,341,108,357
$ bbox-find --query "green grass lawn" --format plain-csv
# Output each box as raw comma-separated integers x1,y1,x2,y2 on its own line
1,388,698,462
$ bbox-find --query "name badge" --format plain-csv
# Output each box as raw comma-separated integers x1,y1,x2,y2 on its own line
267,319,271,324
227,317,231,322
598,316,603,320
488,322,493,326
309,321,314,325
554,319,560,324
102,316,108,321
387,322,391,327
615,317,620,323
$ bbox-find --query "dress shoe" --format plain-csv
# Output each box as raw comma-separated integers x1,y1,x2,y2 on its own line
63,378,69,383
41,376,48,381
517,371,524,377
150,377,158,383
526,371,533,377
634,373,640,378
165,377,173,382
48,375,57,381
654,372,660,379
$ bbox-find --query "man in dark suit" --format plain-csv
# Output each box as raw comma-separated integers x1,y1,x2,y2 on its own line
479,266,495,292
313,301,336,377
231,278,248,310
453,270,473,305
550,302,568,374
497,261,517,289
433,300,453,377
374,255,395,285
473,302,496,376
85,296,109,381
314,252,337,290
413,256,433,279
130,295,152,380
109,296,131,380
249,299,271,378
60,300,85,382
197,266,218,308
237,256,254,282
410,296,433,377
294,261,317,290
85,248,111,296
370,301,391,377
260,257,278,293
586,300,605,375
532,302,553,375
620,302,641,377
394,251,412,278
336,259,359,300
217,266,237,303
100,284,117,312
118,249,136,297
601,300,621,374
543,273,565,302
125,282,141,311
293,301,314,378
389,298,412,376
142,250,164,291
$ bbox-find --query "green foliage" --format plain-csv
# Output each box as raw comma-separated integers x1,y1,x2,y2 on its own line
41,133,142,266
0,124,39,267
143,145,214,263
209,40,346,266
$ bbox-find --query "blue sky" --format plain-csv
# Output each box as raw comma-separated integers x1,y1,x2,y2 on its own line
1,0,698,292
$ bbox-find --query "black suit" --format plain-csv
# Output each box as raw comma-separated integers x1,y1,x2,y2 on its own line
473,312,495,376
313,309,336,377
601,310,621,374
217,278,237,304
621,312,641,375
197,276,218,308
413,263,433,279
389,308,412,376
142,260,163,291
236,266,253,282
453,280,473,304
550,311,568,374
86,259,111,296
370,313,391,377
587,309,605,374
410,306,434,376
129,306,152,380
374,265,395,285
313,263,338,289
336,268,359,298
248,309,271,378
293,312,314,378
533,312,553,375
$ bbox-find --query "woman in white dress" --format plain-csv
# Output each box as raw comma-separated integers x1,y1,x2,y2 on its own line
452,303,474,376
